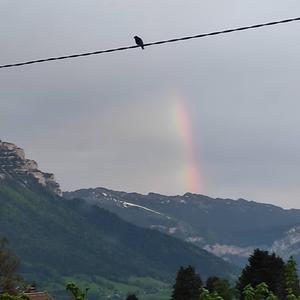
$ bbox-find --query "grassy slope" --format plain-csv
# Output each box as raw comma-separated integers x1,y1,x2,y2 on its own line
0,178,238,299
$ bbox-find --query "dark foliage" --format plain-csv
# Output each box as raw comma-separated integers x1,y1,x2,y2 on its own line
206,276,220,293
66,283,89,300
237,249,285,299
171,265,202,300
126,294,139,300
0,238,23,295
284,256,300,297
206,277,235,300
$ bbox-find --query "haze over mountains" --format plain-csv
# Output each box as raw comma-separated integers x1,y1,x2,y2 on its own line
0,140,237,300
2,139,300,299
65,188,300,267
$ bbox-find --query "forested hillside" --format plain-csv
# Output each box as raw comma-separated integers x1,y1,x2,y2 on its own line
65,188,300,266
0,175,237,300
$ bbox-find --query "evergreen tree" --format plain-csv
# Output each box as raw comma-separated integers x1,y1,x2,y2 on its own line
0,238,23,295
242,283,278,300
206,277,235,300
126,294,139,300
212,279,235,300
206,277,220,293
199,288,223,300
66,283,89,300
285,256,300,297
237,249,285,299
171,265,202,300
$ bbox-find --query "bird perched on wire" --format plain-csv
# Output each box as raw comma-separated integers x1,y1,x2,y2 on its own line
134,36,144,49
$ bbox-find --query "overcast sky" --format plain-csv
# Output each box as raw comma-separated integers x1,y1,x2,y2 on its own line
1,0,300,208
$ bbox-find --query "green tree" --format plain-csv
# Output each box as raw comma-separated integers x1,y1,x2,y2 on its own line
0,294,29,300
206,277,235,300
171,265,202,300
237,249,285,299
243,284,255,300
242,283,278,300
255,283,273,300
285,257,300,298
0,238,23,295
66,283,89,300
206,277,220,293
199,288,224,300
212,279,235,300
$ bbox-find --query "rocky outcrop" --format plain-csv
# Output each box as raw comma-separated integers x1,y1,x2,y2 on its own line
0,140,62,196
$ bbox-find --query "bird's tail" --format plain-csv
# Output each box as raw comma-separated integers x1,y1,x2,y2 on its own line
141,45,144,50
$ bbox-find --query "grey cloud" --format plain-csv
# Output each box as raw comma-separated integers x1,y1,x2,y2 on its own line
1,0,300,207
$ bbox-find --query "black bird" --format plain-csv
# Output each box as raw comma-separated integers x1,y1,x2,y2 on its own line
134,36,144,49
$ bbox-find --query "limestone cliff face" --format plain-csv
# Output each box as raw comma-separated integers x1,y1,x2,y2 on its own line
0,140,62,196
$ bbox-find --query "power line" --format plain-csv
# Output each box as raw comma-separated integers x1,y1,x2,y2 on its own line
1,16,300,70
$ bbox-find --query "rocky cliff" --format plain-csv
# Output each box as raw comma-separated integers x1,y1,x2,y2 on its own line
0,140,62,196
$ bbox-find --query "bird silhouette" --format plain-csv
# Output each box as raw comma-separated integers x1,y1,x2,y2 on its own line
134,36,144,49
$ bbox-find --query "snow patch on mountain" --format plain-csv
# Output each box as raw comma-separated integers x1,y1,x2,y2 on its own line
204,243,254,257
150,225,167,230
122,201,164,216
168,227,177,234
186,236,204,243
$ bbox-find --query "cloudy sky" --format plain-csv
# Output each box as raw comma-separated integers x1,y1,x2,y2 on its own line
1,0,300,208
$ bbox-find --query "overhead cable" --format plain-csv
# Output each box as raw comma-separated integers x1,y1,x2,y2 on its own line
1,16,300,69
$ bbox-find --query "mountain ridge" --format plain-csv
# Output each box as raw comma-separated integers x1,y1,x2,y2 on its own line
65,187,300,266
0,140,61,195
0,139,238,300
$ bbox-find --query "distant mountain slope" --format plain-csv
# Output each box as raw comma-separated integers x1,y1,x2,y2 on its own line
0,140,238,300
65,188,300,266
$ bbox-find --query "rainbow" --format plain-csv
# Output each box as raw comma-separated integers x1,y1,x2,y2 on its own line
174,93,203,194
